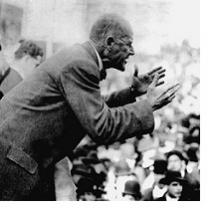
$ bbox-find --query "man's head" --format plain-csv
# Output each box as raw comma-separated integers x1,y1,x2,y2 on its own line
160,171,185,199
122,180,141,201
13,40,43,78
89,14,134,71
166,150,186,172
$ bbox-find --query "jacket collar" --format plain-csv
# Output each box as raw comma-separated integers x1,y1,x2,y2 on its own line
82,41,103,71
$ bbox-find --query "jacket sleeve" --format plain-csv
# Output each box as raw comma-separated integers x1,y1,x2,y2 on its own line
103,88,136,107
60,60,154,145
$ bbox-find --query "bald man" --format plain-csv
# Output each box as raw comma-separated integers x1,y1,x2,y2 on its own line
0,14,178,200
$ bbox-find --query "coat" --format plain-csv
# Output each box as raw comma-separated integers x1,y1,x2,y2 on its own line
0,41,154,200
0,67,23,96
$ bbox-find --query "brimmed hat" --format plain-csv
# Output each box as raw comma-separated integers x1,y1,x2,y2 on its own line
71,163,92,177
166,150,188,164
76,177,95,195
114,160,132,176
160,171,186,185
81,151,100,165
153,159,167,174
122,180,141,198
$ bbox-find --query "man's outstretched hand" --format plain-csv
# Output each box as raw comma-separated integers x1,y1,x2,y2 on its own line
131,65,166,96
146,73,180,111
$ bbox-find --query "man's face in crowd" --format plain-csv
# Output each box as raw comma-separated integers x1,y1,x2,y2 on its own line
19,55,42,78
122,194,137,201
167,181,183,198
167,155,183,172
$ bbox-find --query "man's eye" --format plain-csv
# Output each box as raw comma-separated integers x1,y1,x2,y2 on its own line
171,182,179,186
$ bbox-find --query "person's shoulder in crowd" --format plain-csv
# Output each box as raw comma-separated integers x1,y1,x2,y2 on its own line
0,67,22,95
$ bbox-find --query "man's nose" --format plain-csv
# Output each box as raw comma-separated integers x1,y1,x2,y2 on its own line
129,46,135,56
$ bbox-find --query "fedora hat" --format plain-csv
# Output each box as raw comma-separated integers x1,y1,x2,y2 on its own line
122,180,141,198
160,171,186,185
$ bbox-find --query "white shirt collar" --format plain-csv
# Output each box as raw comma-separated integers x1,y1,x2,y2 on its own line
165,193,179,201
89,41,103,71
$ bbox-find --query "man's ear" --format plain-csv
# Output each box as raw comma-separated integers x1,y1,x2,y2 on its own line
105,37,115,47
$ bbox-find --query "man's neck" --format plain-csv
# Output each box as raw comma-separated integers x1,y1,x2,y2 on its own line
89,40,103,71
166,193,180,201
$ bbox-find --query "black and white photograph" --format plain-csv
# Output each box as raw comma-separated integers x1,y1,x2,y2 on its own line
0,0,201,205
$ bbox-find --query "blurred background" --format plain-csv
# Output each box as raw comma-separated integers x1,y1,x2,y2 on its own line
0,0,200,201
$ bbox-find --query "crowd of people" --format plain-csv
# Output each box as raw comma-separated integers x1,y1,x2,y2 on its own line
70,111,200,201
0,13,199,201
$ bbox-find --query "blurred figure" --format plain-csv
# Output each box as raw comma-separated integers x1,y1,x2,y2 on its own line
76,177,96,201
114,159,135,200
166,150,198,200
155,171,188,201
185,145,200,200
10,40,43,79
122,180,142,201
141,159,168,200
0,43,21,98
0,40,43,96
166,150,186,173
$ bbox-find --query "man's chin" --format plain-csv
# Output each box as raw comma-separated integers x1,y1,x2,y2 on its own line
113,63,126,72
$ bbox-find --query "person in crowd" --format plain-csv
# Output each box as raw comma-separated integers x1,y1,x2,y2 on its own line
122,180,142,201
166,149,197,200
166,150,187,174
154,171,188,201
0,43,12,99
0,13,179,200
141,159,168,200
0,40,43,97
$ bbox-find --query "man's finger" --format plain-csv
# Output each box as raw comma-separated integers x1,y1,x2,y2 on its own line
150,73,159,88
156,81,164,87
148,66,162,75
134,64,139,77
158,84,179,98
158,69,166,75
166,90,177,99
167,95,176,103
158,73,165,79
166,83,180,93
151,73,165,80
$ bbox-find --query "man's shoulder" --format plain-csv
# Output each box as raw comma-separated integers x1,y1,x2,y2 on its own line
45,42,98,73
57,43,99,75
58,42,97,64
154,195,166,201
0,67,22,95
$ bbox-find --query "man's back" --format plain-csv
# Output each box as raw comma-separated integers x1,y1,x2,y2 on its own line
0,42,102,200
0,42,98,161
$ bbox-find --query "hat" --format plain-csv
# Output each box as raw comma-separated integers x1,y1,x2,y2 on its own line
114,160,131,176
166,150,187,163
76,177,95,195
71,163,92,177
160,171,186,185
153,159,167,174
81,151,100,165
76,177,106,197
122,180,141,198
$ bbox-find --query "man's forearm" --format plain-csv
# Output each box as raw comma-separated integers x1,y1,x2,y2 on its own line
103,87,137,107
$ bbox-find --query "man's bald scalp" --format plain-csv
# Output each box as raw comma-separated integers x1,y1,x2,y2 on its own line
89,13,133,43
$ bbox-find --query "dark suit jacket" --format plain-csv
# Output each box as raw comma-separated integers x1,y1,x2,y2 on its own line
154,193,189,201
0,41,154,200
